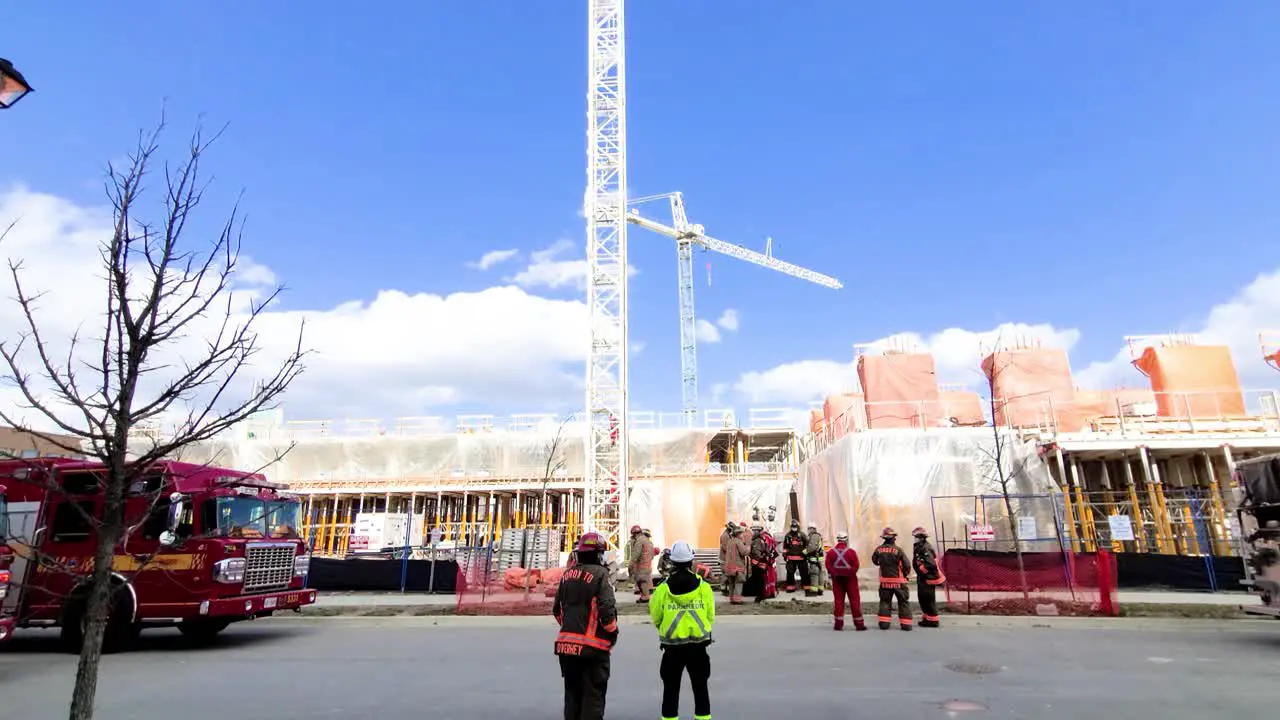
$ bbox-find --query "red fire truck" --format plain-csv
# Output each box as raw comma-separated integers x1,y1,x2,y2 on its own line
0,457,317,651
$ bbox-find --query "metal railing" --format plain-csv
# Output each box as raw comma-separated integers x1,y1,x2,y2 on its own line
800,389,1280,459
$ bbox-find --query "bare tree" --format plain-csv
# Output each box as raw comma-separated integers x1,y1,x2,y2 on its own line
0,119,307,720
523,416,572,597
979,340,1031,599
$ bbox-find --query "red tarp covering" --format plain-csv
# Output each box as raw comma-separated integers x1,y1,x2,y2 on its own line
857,353,942,429
822,393,866,438
940,390,986,425
1132,344,1246,418
981,348,1076,428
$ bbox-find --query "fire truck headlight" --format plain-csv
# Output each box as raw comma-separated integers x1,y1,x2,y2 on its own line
0,569,9,601
213,558,246,584
293,554,311,577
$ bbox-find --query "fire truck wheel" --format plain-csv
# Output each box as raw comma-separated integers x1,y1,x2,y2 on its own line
59,586,140,655
177,618,232,643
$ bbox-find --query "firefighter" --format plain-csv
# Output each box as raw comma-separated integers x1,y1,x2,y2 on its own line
804,523,825,597
650,541,716,720
912,526,946,628
553,532,619,720
628,524,656,602
718,521,736,595
747,525,770,602
656,548,674,585
781,520,810,593
722,524,750,604
824,530,866,631
872,526,913,631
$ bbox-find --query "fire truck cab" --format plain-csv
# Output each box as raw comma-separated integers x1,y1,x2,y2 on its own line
0,458,317,651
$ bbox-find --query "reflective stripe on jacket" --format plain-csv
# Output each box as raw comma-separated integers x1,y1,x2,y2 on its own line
649,570,716,646
824,543,859,578
873,542,910,587
913,539,946,585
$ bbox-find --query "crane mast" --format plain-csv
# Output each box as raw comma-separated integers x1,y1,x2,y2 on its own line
584,0,629,554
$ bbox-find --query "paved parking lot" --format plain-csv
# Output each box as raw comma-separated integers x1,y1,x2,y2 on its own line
2,615,1277,719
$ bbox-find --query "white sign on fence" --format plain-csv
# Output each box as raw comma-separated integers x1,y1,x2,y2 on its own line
1017,516,1038,539
967,524,996,542
1108,515,1135,541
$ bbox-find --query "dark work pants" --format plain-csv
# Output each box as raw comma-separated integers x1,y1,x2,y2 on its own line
918,582,940,623
784,558,809,590
877,585,912,626
660,643,711,719
560,655,610,720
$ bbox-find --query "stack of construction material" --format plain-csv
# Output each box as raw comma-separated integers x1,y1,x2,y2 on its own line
524,528,563,570
981,347,1076,428
857,352,943,429
1132,344,1246,418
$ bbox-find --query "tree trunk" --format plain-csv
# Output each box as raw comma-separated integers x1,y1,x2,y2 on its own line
68,478,127,720
1001,489,1030,601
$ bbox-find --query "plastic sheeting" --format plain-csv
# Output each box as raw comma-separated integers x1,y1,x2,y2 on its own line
627,477,793,550
176,428,721,484
796,428,1057,565
1132,344,1246,418
982,348,1076,428
823,394,866,437
858,354,942,429
940,391,986,426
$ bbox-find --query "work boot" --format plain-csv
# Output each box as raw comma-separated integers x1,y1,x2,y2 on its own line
878,621,891,630
854,620,867,632
920,619,940,628
636,597,649,604
833,618,844,631
900,623,912,631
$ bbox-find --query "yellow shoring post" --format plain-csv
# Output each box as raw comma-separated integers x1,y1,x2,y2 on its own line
1151,470,1177,555
1098,463,1124,553
1120,456,1147,553
326,494,339,556
1200,452,1229,556
340,497,355,556
1138,447,1170,554
1181,505,1202,555
1054,448,1081,552
1069,458,1097,552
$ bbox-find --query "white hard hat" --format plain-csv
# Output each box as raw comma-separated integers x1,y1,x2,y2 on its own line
836,530,849,541
670,541,695,563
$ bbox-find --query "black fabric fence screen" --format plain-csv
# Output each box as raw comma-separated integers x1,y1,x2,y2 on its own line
306,558,459,593
1113,553,1245,592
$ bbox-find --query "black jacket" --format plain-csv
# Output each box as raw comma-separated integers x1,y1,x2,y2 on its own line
913,539,944,585
553,562,619,658
872,540,910,586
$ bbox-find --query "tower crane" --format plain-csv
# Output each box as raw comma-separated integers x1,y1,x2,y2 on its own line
583,0,630,555
627,192,843,424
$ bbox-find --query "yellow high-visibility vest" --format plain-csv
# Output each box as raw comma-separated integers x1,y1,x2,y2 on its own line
649,573,716,645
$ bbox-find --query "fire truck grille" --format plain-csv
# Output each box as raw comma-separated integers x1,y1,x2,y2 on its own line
243,544,295,593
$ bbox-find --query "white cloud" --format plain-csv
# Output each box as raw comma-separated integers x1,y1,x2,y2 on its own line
506,239,640,292
734,322,1081,405
467,248,520,270
1076,269,1280,392
631,341,647,355
0,187,590,430
695,319,722,344
716,309,740,332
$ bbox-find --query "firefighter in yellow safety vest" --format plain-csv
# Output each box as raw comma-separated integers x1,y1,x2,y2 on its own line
650,541,715,720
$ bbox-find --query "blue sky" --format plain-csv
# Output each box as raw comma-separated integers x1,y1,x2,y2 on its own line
3,2,1280,424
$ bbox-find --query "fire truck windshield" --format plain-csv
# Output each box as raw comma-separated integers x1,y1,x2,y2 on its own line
209,496,300,540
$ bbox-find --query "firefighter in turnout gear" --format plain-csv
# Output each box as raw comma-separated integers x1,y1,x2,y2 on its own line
553,532,619,720
748,525,771,602
722,524,751,604
657,548,674,585
650,541,716,720
912,526,946,627
718,521,736,595
782,520,810,592
804,523,825,596
627,525,656,602
825,531,866,631
872,527,913,630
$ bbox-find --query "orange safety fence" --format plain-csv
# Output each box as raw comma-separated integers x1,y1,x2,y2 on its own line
858,353,943,429
941,549,1118,617
455,563,557,615
982,347,1076,428
1132,344,1246,417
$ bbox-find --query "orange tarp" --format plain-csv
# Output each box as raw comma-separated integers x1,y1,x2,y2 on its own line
1132,345,1245,417
823,393,866,437
809,409,824,434
940,391,985,425
857,353,943,429
661,476,726,549
981,348,1076,428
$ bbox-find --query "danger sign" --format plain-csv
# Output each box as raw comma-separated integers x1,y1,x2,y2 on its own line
967,524,996,542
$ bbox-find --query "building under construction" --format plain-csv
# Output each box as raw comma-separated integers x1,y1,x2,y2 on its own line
172,333,1280,569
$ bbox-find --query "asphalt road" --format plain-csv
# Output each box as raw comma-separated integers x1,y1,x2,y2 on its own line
2,616,1277,719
